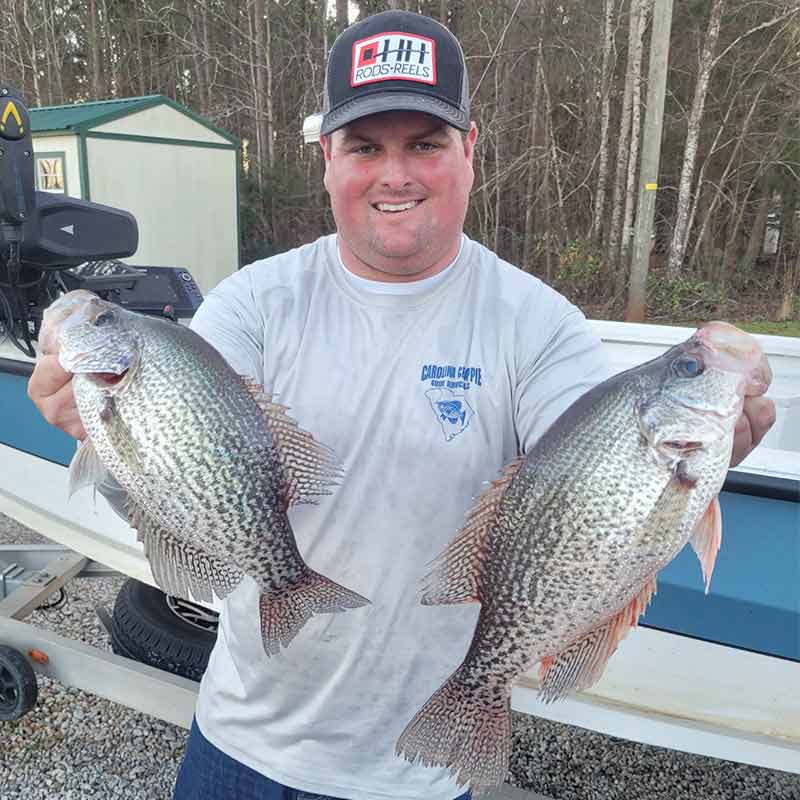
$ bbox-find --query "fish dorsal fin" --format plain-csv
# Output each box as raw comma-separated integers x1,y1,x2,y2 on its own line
538,575,658,703
125,497,244,602
68,439,108,498
690,496,722,594
241,377,344,506
420,456,524,606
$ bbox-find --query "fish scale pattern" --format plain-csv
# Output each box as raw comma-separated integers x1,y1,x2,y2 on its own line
47,293,369,656
397,324,762,794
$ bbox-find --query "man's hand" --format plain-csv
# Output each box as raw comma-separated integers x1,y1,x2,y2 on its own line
730,395,775,468
27,355,86,441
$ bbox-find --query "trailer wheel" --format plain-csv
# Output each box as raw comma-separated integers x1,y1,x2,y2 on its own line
0,645,38,721
110,579,218,682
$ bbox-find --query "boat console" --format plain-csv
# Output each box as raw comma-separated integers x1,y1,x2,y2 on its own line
0,85,201,363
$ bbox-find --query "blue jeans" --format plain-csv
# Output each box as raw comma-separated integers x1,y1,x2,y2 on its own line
173,718,471,800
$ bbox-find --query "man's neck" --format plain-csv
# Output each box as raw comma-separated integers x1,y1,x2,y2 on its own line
336,237,463,283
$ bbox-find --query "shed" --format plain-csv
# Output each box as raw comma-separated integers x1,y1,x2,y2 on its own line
29,95,240,294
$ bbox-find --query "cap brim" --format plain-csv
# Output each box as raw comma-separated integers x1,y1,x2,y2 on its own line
321,91,469,135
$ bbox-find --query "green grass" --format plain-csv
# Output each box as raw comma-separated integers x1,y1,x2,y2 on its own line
732,320,800,338
658,319,800,338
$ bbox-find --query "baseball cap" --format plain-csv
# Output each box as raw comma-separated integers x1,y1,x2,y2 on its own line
320,10,470,136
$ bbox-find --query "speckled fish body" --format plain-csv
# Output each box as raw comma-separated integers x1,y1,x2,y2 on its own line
40,290,369,655
397,322,771,793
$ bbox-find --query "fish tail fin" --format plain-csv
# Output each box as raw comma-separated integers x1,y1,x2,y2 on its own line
396,666,511,794
258,571,369,656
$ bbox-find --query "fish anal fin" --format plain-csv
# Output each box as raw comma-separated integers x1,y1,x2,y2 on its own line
538,575,658,703
68,439,108,498
258,570,370,656
241,377,344,506
420,457,524,606
127,499,244,602
690,496,722,595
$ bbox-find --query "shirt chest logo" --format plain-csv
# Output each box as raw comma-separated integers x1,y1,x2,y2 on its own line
419,362,482,442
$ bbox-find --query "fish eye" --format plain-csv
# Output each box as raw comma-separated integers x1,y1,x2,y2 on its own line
674,356,703,378
94,309,115,327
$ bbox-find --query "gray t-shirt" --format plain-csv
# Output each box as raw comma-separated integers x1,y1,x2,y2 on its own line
188,233,608,799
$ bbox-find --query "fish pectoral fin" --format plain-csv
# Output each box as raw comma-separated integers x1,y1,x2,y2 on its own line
689,496,722,594
68,439,108,498
538,576,657,703
240,377,344,506
101,406,145,474
420,457,524,606
130,501,244,603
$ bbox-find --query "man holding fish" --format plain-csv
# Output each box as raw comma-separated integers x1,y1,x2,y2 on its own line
28,9,775,800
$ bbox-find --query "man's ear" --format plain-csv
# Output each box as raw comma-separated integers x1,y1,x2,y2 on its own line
320,133,332,162
463,122,478,162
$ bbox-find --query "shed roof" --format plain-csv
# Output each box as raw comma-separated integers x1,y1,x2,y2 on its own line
30,95,238,145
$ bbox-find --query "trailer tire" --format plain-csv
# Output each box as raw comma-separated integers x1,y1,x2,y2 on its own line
110,579,218,682
0,645,38,721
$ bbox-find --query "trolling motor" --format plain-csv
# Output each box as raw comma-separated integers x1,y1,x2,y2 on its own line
0,86,138,357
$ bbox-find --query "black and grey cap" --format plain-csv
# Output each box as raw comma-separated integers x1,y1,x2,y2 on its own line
320,10,470,136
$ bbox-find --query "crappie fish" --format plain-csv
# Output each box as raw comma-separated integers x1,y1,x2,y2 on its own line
39,290,369,655
396,322,771,793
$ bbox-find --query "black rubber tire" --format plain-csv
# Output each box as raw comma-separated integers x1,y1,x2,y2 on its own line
110,579,218,682
0,645,38,721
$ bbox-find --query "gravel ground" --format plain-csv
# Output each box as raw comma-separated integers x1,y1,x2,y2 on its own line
2,512,800,800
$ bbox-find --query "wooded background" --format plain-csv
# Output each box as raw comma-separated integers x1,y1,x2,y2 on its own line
2,0,800,322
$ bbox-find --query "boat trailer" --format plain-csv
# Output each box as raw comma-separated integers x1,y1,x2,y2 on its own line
0,543,198,728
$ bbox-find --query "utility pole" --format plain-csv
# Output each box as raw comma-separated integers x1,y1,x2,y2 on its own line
626,0,674,322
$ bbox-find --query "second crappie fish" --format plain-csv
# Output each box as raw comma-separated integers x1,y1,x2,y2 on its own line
396,322,771,793
39,290,369,655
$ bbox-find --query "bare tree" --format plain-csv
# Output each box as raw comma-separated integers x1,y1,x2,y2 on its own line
606,0,646,273
619,0,653,276
592,0,618,244
666,0,725,278
87,0,106,99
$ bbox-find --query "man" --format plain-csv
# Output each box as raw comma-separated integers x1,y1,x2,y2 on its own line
28,10,774,800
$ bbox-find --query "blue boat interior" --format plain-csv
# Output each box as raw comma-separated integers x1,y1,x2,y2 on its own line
2,363,799,661
1,371,76,466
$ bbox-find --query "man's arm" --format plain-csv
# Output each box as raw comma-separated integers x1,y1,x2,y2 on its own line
514,306,610,454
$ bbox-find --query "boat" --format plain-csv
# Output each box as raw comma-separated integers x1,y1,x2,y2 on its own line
1,318,799,771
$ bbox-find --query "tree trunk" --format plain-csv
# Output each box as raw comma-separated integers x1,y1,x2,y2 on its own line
336,0,348,30
493,50,510,254
134,8,146,96
522,39,545,274
202,2,213,108
100,0,116,97
21,0,41,105
592,0,617,244
742,185,771,272
666,0,725,278
607,0,645,272
689,81,765,274
777,190,800,320
253,0,270,178
619,0,653,279
88,0,105,99
264,0,276,240
41,0,53,105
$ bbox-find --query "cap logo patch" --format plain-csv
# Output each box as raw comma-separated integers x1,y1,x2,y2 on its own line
351,32,437,87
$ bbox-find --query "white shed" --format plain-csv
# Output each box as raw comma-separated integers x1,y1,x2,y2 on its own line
29,95,240,294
